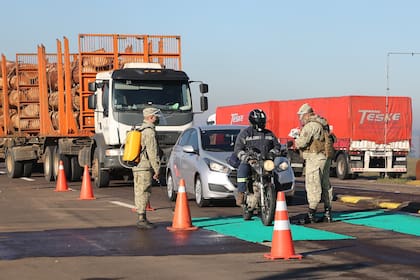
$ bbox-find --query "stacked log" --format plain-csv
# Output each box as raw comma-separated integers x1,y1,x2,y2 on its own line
82,48,113,72
0,59,81,133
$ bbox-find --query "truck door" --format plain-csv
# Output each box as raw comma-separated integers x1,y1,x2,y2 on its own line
96,82,110,137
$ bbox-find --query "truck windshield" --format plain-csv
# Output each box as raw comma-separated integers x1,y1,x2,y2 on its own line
112,80,192,112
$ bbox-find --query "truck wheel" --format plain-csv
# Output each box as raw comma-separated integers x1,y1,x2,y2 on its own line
23,161,34,177
70,156,83,181
53,147,70,181
44,146,55,182
5,149,23,178
336,154,349,180
92,148,110,188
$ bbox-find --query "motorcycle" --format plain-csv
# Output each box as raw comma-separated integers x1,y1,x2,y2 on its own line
242,147,295,226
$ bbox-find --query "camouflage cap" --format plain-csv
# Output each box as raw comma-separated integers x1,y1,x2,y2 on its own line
143,107,160,117
297,103,313,115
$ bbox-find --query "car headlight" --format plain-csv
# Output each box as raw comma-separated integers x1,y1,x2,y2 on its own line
264,160,275,171
204,158,230,173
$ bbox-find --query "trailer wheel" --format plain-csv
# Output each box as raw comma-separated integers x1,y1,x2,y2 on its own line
92,148,110,188
70,156,83,181
336,154,349,180
53,147,70,181
5,149,23,178
44,146,55,182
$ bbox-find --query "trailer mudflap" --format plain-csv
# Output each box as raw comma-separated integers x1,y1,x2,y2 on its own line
11,146,37,161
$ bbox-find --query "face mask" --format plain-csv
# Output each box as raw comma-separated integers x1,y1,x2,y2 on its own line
154,116,160,125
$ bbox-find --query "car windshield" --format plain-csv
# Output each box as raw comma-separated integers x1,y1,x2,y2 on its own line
112,80,192,111
200,129,241,152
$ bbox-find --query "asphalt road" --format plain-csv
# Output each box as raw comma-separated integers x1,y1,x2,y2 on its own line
0,165,419,280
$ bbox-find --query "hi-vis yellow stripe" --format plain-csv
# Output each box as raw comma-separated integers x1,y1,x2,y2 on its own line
274,220,290,230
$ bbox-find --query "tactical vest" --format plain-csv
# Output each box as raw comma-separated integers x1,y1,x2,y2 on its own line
308,120,335,159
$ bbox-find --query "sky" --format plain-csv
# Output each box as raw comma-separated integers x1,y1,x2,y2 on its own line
1,0,419,133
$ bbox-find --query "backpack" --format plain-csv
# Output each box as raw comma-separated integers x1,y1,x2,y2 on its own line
122,127,146,166
323,129,336,159
310,119,336,159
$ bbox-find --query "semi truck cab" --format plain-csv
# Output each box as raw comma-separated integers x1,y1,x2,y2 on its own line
87,62,208,187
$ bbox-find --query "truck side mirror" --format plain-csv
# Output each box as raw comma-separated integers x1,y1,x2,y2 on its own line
88,82,97,92
88,94,96,109
200,95,208,112
199,83,208,94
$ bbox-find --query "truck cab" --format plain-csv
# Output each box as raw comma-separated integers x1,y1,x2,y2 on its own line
87,63,208,187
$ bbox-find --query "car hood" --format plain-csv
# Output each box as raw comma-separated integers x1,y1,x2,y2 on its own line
202,150,235,168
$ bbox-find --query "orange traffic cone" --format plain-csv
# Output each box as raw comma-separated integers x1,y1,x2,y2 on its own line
146,201,156,211
167,178,198,231
264,192,302,260
79,165,95,200
131,201,155,213
55,160,69,192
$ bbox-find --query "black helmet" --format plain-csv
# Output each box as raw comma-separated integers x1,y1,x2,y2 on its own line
248,109,266,131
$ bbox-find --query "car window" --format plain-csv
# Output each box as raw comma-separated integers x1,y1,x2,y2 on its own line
201,129,241,152
189,129,199,150
178,129,193,146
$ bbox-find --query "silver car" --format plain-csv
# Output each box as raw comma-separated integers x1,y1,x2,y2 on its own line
166,125,246,207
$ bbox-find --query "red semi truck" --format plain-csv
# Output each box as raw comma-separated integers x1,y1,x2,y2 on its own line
215,96,412,179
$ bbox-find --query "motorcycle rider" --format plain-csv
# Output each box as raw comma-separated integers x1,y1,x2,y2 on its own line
234,109,283,206
294,103,334,223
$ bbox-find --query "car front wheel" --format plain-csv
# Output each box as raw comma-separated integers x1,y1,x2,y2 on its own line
195,175,209,207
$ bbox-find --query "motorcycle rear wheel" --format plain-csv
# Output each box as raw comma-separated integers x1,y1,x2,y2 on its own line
261,184,276,226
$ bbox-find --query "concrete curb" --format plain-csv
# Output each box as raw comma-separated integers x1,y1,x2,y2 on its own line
337,195,420,214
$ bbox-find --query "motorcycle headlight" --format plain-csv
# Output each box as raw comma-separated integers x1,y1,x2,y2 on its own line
264,160,275,172
278,161,289,171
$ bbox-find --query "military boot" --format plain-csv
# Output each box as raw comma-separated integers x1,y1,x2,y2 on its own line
136,213,155,230
322,208,333,223
304,208,317,224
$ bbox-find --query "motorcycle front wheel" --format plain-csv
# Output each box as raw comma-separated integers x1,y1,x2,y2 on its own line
261,184,276,226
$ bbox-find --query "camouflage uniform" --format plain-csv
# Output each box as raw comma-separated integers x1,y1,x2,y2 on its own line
295,115,333,222
132,121,160,218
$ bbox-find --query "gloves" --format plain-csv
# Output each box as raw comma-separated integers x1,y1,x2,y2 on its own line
288,128,300,139
238,151,247,162
268,148,281,159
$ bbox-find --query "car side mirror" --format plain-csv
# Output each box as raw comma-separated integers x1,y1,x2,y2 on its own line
182,145,197,154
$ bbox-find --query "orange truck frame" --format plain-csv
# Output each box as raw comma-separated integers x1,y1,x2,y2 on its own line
0,34,208,186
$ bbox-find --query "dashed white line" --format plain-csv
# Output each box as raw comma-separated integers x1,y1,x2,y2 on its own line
110,200,135,209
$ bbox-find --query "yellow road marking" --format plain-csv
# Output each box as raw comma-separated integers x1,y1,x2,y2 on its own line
339,196,373,204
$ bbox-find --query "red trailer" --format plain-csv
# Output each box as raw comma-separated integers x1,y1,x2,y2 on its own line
216,96,412,179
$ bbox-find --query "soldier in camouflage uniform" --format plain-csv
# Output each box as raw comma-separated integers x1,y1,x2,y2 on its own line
294,103,333,223
132,107,161,229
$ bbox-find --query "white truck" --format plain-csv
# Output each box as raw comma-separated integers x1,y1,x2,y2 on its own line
0,34,208,187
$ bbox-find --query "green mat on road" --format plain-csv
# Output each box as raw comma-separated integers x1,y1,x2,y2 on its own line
334,210,420,236
192,216,353,243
